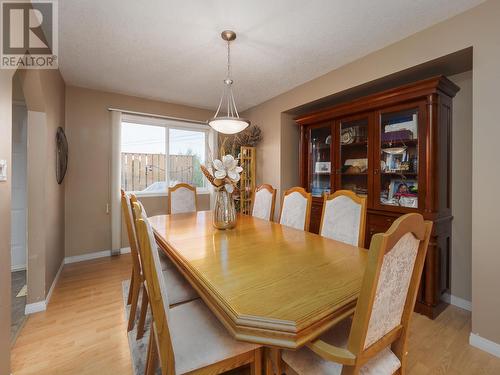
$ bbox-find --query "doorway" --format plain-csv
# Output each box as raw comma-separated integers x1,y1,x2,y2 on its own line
10,100,27,344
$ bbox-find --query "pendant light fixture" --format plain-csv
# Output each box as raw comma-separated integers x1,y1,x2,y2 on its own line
208,30,250,134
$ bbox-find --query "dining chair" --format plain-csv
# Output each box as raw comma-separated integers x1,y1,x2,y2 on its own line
279,213,432,375
168,183,197,214
279,187,312,231
133,202,263,375
251,184,277,221
122,191,197,339
121,190,145,334
319,190,367,247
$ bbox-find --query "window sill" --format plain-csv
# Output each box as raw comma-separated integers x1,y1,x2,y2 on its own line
130,189,211,198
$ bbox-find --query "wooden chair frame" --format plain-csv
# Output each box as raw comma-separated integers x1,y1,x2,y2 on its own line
132,202,263,375
251,184,277,221
278,187,312,231
271,214,431,375
167,183,198,214
299,213,432,375
319,190,367,247
121,190,148,339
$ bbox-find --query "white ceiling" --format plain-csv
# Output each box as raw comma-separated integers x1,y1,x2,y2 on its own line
59,0,483,111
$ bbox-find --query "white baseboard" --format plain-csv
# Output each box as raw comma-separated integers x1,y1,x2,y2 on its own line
25,259,64,315
11,264,26,272
64,249,113,264
441,293,472,312
25,301,46,314
470,333,500,358
46,260,64,306
121,247,131,254
64,247,131,265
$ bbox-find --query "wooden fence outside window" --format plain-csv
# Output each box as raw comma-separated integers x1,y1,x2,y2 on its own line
121,153,199,192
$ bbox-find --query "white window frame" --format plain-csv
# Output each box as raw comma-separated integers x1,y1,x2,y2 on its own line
121,113,216,197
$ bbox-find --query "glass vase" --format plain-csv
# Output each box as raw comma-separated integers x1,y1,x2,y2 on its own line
213,187,237,230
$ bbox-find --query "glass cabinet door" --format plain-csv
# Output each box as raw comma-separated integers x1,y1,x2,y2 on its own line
377,107,420,209
336,116,369,197
309,126,332,197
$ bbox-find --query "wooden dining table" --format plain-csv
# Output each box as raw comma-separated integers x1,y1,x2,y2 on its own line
150,211,368,350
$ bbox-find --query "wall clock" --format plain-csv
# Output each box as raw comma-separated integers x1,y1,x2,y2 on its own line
56,127,68,184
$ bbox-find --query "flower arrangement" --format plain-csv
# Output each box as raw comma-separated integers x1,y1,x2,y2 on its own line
200,154,242,194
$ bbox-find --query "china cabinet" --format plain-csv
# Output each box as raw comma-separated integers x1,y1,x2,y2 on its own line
296,76,459,318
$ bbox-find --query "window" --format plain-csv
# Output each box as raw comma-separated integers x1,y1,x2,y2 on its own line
120,115,212,195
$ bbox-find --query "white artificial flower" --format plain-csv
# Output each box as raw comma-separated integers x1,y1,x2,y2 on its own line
227,166,242,181
222,154,237,170
210,154,243,192
213,159,226,179
214,169,226,179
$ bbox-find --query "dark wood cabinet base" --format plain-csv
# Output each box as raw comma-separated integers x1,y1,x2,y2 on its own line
415,300,449,320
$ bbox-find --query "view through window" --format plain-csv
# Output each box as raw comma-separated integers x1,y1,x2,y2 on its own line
121,119,208,194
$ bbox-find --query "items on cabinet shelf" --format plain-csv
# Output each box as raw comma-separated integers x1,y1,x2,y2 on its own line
343,158,368,173
384,113,417,138
314,162,331,174
341,125,367,144
380,179,418,208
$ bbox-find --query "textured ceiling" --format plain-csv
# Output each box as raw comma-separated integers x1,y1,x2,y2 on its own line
59,0,484,111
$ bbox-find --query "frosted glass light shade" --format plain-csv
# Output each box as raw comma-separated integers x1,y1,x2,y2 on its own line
208,117,250,134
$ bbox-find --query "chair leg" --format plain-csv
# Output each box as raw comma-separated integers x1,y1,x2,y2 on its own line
136,286,149,340
251,347,263,375
145,331,158,375
265,354,273,375
127,271,140,332
127,267,135,305
265,348,282,375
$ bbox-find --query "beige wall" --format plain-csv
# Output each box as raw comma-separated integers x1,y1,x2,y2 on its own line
243,0,500,345
16,69,66,303
0,69,14,375
449,71,472,302
39,70,66,293
65,86,213,257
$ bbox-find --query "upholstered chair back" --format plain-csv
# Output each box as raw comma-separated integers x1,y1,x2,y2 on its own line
363,231,419,348
251,184,276,221
133,201,176,375
319,190,367,247
347,213,432,368
279,187,312,231
168,183,197,214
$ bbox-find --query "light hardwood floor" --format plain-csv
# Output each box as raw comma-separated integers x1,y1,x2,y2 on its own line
10,254,500,375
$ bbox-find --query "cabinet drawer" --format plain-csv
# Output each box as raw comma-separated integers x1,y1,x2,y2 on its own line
368,213,396,227
366,213,398,246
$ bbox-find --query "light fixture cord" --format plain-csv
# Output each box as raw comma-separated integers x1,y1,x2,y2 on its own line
226,40,231,80
213,36,240,119
226,39,231,116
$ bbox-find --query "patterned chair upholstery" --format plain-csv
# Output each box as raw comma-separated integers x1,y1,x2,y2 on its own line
168,183,197,214
279,187,312,231
320,190,367,247
281,213,433,375
251,184,276,221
